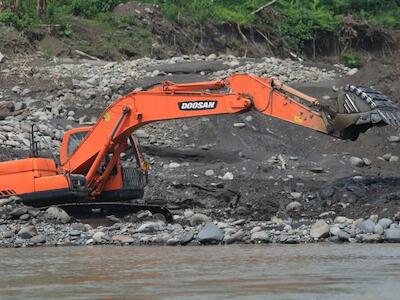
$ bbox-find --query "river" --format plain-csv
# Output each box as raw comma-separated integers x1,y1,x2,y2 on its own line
0,244,399,299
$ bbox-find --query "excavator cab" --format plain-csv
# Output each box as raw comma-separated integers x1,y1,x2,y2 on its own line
60,127,148,201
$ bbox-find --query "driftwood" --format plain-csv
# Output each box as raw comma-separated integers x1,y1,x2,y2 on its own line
251,0,279,15
74,50,101,61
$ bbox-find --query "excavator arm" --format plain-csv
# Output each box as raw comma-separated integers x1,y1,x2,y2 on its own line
60,74,400,196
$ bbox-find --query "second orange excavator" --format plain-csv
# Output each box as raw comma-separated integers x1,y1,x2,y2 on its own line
0,74,398,217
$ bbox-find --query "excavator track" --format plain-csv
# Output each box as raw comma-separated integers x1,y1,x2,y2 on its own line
40,202,173,223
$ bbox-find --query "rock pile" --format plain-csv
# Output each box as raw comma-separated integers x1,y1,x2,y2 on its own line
2,198,400,247
0,54,349,151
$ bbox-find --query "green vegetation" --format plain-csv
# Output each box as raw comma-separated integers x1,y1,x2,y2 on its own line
0,0,399,60
342,51,363,68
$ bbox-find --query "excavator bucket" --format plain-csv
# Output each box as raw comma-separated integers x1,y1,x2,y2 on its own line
332,85,400,140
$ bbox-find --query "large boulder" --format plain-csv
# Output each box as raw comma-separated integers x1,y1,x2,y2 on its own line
45,206,71,223
197,223,224,243
384,228,400,242
251,231,270,243
310,220,330,239
18,225,38,239
356,219,375,234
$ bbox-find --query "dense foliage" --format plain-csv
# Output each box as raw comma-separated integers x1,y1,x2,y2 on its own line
1,0,399,59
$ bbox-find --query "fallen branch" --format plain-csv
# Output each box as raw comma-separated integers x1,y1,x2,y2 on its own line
74,50,100,61
236,23,249,57
251,0,279,15
255,29,274,47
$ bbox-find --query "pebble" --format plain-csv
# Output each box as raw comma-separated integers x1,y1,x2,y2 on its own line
286,201,302,212
349,156,365,167
222,172,234,180
205,169,215,176
233,123,246,128
190,213,209,226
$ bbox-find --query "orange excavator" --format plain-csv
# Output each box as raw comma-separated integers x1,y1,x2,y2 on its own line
0,74,399,218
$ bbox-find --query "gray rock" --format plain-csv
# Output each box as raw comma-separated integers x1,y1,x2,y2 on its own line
224,230,245,244
0,196,19,207
310,220,330,239
167,230,194,246
222,172,234,180
360,233,382,243
137,221,166,233
233,122,246,128
385,228,400,242
383,153,392,161
92,231,106,243
30,234,46,244
190,213,209,226
71,223,87,232
0,52,4,63
168,162,180,168
374,224,384,235
388,136,400,143
2,230,14,238
357,219,375,233
251,231,270,243
389,155,399,162
18,225,38,239
336,230,351,241
69,230,81,237
135,129,149,138
286,201,302,211
349,156,365,167
197,223,224,243
378,218,393,229
112,235,134,243
19,213,30,221
45,206,71,223
10,206,28,218
205,169,215,176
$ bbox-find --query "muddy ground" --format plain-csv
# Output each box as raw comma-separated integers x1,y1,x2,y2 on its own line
0,51,399,224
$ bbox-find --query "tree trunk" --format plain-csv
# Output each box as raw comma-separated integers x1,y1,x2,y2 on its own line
37,0,48,16
0,1,4,13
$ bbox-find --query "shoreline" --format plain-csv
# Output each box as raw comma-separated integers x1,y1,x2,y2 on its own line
1,202,400,248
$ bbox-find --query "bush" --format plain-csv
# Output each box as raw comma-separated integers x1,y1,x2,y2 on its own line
71,0,122,17
0,9,34,30
342,52,362,68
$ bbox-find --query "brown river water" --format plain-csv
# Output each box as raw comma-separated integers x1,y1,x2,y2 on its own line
0,244,399,299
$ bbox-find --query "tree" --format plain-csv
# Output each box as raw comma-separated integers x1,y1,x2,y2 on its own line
37,0,48,16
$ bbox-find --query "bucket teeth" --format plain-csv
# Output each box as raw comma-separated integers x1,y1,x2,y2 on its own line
341,85,400,127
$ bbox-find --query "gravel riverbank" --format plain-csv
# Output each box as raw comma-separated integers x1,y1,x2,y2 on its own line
1,199,400,248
